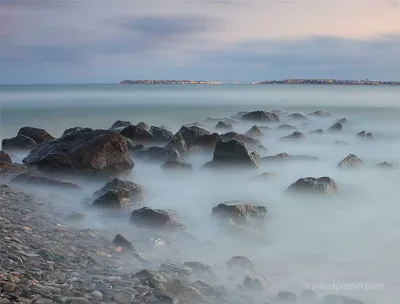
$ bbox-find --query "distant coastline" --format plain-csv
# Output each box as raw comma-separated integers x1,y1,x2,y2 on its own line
118,79,400,85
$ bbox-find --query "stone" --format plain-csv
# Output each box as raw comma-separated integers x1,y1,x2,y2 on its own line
94,178,146,203
211,201,267,226
120,125,153,142
286,177,338,195
150,126,174,143
307,110,331,117
90,290,103,300
262,153,318,163
137,121,150,131
276,291,297,302
178,126,211,147
328,123,343,132
250,172,277,181
18,126,55,144
215,121,232,130
338,154,364,168
92,188,131,209
0,161,28,179
161,160,193,172
183,262,213,275
246,125,263,138
2,134,37,151
10,172,81,190
220,132,261,148
196,133,222,149
165,133,188,156
226,256,254,271
204,140,260,169
334,140,349,145
309,128,324,134
243,275,268,290
23,129,134,175
130,207,185,230
62,127,90,137
0,151,12,163
278,124,296,130
112,234,135,251
376,161,394,169
110,120,132,129
281,131,305,141
287,113,309,121
142,147,181,163
241,111,279,122
114,290,135,303
336,118,348,124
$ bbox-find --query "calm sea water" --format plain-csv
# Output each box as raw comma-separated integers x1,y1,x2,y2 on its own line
1,84,400,303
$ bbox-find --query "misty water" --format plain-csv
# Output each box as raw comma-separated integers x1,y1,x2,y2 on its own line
1,84,400,303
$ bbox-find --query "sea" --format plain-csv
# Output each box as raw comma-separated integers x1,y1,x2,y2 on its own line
1,84,400,303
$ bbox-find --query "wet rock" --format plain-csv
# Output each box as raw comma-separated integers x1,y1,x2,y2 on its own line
215,121,232,130
2,134,37,151
226,256,254,271
196,133,222,149
184,262,213,275
62,127,90,137
356,130,373,140
281,131,305,141
178,126,211,147
92,188,131,209
130,207,185,230
278,124,296,130
250,172,277,181
338,154,364,168
94,178,146,203
336,118,348,124
18,126,55,144
165,133,189,156
356,131,365,138
161,160,193,172
211,201,267,226
0,151,12,163
150,126,174,143
241,111,279,122
112,234,135,251
246,125,263,138
160,263,193,278
262,153,318,163
287,113,309,121
309,129,324,134
321,294,364,304
307,110,331,117
23,129,134,175
0,162,29,179
120,125,153,142
328,123,343,132
137,121,150,131
142,146,181,163
276,291,297,302
110,120,132,129
66,212,87,224
286,177,338,195
243,275,268,290
376,161,394,169
10,172,81,190
203,140,260,169
220,132,261,148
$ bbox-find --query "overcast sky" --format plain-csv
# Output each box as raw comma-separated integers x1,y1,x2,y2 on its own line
1,0,400,84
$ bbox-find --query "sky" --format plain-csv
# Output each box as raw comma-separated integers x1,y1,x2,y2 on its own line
1,0,400,84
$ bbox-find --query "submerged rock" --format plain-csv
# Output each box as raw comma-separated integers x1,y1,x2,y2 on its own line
92,188,131,209
130,207,185,230
241,111,279,122
10,172,81,190
215,121,232,130
281,131,306,141
226,256,254,271
262,153,318,163
328,122,343,132
243,275,268,290
2,134,37,151
356,130,374,140
287,113,309,121
161,160,193,172
212,201,267,226
278,124,296,130
251,172,277,181
338,154,364,168
142,146,181,163
23,129,134,175
246,125,263,138
376,161,394,169
94,178,146,203
309,128,324,134
286,177,338,195
336,118,348,124
334,140,349,145
17,126,55,144
112,234,135,251
307,110,331,117
204,140,260,169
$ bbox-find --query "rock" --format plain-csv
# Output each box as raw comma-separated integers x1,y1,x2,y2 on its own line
17,126,55,144
0,161,28,179
376,161,394,169
10,172,81,190
336,118,348,124
160,263,193,277
262,153,318,162
2,134,37,151
112,234,135,251
338,154,364,168
165,133,189,156
110,120,132,129
220,132,261,148
94,178,146,203
278,124,296,130
287,113,309,121
150,126,174,143
0,151,12,163
215,121,232,130
204,140,260,169
90,290,103,300
120,125,153,142
161,160,193,172
334,140,349,145
23,129,134,175
92,188,131,209
142,146,181,163
356,130,365,138
250,172,277,181
357,131,374,140
184,262,213,275
321,294,364,304
246,125,263,138
309,129,324,134
328,123,343,132
286,177,338,195
281,131,305,141
178,126,211,147
241,111,279,122
137,121,150,131
65,212,87,224
307,110,331,117
114,290,135,303
243,275,268,290
226,256,254,271
211,201,267,226
196,133,222,149
276,291,297,302
130,207,185,230
62,127,90,137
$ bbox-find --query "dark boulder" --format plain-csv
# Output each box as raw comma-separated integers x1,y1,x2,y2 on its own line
246,125,263,138
204,140,260,169
196,133,222,149
178,126,211,147
215,121,232,130
161,160,192,172
287,113,309,121
142,146,181,163
328,122,343,132
226,256,254,271
262,153,318,162
92,188,131,209
307,110,331,117
336,118,348,124
130,207,185,230
211,201,267,226
2,135,37,151
0,151,12,163
112,234,135,251
62,127,91,137
120,125,153,142
285,177,338,195
278,124,296,130
241,111,279,122
18,126,55,144
321,294,364,304
281,131,306,141
150,126,174,142
110,120,132,130
137,121,150,131
338,154,364,168
309,129,324,134
23,129,134,175
165,133,188,156
221,132,261,148
94,178,146,203
10,172,81,190
357,130,373,140
356,130,365,138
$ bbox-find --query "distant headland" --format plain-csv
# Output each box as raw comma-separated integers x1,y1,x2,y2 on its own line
118,79,400,85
